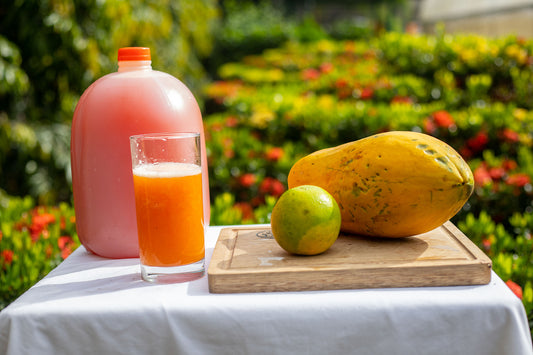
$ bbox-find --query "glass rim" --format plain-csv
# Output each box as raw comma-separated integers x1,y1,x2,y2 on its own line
129,132,200,141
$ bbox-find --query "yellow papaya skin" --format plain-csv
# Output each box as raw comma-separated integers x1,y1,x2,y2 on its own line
287,131,474,238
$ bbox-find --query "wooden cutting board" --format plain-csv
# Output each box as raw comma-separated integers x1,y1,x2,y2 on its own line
207,221,492,293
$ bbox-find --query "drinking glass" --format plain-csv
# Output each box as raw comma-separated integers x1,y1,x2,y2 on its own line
130,132,205,283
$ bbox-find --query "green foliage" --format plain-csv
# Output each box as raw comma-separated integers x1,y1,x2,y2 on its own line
202,32,533,332
0,121,72,203
0,37,29,97
205,0,330,74
210,193,245,226
0,192,79,309
378,31,533,109
210,192,277,226
0,0,219,203
458,211,533,331
203,34,533,231
216,0,288,60
204,35,533,227
326,18,374,40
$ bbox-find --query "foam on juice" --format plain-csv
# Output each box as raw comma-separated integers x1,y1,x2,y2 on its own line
133,162,201,178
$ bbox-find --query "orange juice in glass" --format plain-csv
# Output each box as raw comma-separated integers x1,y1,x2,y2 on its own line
130,133,205,283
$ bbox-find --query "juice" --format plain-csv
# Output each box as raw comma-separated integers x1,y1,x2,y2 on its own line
132,162,204,267
71,47,210,259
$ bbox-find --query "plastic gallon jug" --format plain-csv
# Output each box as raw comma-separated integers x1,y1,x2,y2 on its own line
71,47,210,258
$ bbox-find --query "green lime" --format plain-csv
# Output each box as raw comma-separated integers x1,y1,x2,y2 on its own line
270,185,341,255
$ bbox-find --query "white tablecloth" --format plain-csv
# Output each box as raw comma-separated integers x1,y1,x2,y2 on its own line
1,225,531,355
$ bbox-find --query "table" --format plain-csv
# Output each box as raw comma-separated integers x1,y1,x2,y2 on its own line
1,225,532,355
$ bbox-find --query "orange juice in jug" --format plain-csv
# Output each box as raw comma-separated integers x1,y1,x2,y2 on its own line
71,47,210,258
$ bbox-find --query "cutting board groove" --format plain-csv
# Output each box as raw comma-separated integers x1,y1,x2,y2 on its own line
207,221,492,293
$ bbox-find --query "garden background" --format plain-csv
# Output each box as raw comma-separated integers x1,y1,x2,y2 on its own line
1,0,532,335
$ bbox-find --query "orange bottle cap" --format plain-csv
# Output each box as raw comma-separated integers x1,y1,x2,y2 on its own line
118,47,151,61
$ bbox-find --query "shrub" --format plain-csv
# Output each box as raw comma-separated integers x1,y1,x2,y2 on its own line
0,192,79,309
0,0,220,204
202,33,533,332
458,211,533,331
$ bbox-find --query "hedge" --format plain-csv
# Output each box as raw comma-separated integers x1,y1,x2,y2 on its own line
1,31,532,335
203,33,533,331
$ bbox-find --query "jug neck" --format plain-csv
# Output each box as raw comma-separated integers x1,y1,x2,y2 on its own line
117,47,152,72
118,60,152,72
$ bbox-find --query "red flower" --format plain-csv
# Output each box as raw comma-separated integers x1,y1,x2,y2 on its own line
58,236,75,260
223,148,235,159
29,212,56,242
423,117,437,134
239,173,257,188
432,110,455,128
391,95,413,105
58,236,73,250
319,62,334,74
360,87,374,100
45,245,53,259
335,78,352,99
506,173,531,188
301,68,320,80
234,202,254,220
473,164,492,186
265,147,284,162
210,122,223,132
61,247,73,260
505,280,523,300
222,137,233,147
502,159,518,171
481,238,492,252
335,78,349,88
500,128,520,143
423,111,456,134
225,116,239,128
251,196,265,207
259,177,286,197
488,167,506,181
32,212,56,226
466,131,489,153
1,250,14,267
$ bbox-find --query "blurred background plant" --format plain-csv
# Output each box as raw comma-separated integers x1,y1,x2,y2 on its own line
0,0,219,203
0,191,78,309
0,0,412,205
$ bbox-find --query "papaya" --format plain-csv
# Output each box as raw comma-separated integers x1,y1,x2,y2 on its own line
287,131,474,238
